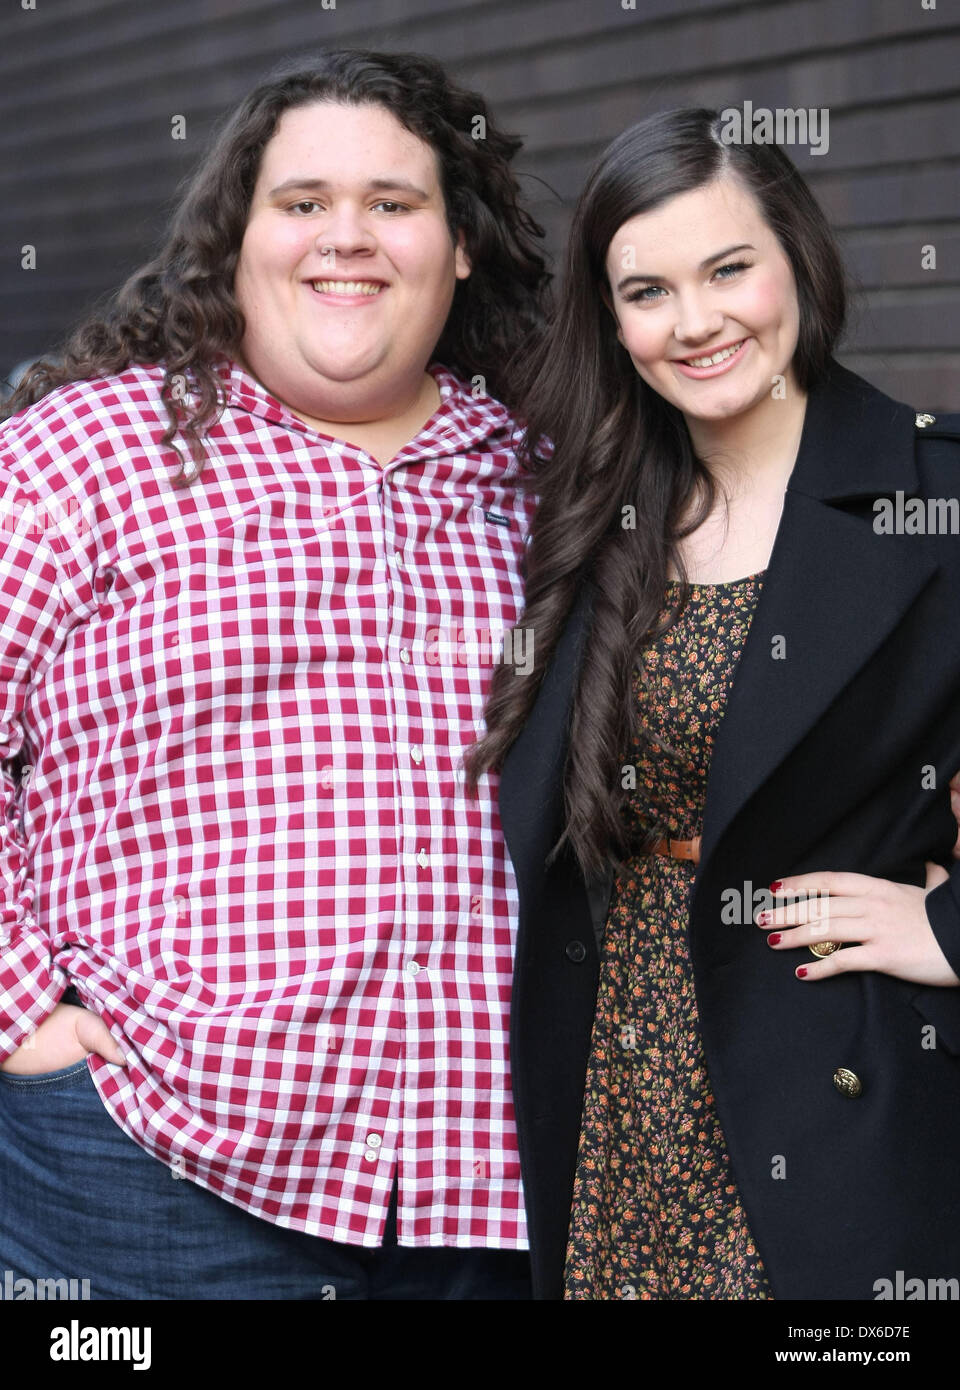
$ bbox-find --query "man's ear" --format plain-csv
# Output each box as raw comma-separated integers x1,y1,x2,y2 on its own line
454,229,472,280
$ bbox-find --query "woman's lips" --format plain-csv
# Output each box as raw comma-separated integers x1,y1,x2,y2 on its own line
672,337,751,379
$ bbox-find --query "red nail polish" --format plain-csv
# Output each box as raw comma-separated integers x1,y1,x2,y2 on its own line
796,966,808,979
767,933,781,946
769,880,783,891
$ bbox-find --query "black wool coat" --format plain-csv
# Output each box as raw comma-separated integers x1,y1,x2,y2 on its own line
499,360,960,1300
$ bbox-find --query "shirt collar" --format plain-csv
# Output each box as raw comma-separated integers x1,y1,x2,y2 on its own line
211,355,521,463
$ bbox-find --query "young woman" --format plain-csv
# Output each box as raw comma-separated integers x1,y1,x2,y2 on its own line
466,108,960,1300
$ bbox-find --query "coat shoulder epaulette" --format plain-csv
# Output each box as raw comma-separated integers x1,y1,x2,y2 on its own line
914,411,960,441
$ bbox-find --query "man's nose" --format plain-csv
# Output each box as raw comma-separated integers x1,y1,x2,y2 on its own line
313,203,377,257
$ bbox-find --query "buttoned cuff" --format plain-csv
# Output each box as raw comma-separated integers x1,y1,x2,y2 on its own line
0,927,60,1063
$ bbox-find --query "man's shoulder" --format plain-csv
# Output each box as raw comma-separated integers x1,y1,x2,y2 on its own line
427,364,556,496
2,363,166,435
429,361,525,445
0,363,167,476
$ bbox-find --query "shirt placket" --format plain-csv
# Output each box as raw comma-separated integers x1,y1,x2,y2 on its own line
375,458,438,1238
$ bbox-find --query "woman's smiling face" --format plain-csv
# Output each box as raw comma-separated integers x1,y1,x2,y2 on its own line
604,175,801,425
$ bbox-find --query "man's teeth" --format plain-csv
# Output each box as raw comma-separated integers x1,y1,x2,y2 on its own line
684,340,744,368
310,280,382,296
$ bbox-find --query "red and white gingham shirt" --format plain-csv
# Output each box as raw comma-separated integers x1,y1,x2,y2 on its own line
0,358,537,1248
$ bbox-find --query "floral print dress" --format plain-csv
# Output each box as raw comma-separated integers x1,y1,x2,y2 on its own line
563,574,774,1300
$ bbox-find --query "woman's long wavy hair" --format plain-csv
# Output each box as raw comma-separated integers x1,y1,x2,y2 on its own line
1,49,550,484
464,108,848,882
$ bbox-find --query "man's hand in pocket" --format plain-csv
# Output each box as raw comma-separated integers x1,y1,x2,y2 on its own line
0,1001,126,1074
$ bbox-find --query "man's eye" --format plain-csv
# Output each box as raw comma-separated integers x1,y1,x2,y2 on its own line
289,200,322,214
372,200,408,214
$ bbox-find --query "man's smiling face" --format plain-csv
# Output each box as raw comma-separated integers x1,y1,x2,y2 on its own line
233,99,471,415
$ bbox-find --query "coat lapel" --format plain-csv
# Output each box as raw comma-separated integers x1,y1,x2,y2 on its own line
698,361,939,871
497,578,595,887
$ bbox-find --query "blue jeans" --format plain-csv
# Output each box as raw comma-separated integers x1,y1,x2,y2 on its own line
0,1058,532,1300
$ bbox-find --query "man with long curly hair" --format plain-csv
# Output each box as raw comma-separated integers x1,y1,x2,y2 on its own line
0,49,548,1300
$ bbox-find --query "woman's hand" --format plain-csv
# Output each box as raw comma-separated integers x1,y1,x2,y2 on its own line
755,862,960,987
0,1001,126,1074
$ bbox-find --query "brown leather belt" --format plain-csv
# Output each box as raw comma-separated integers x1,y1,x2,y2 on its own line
651,835,701,864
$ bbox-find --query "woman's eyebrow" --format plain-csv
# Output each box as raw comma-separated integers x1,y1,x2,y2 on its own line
616,243,756,290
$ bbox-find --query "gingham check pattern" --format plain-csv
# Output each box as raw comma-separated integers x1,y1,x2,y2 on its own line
0,358,536,1247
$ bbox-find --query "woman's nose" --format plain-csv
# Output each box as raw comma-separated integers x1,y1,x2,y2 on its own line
672,295,725,346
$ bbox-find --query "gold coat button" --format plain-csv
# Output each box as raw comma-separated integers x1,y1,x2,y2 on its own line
833,1067,863,1097
809,940,841,957
915,413,936,428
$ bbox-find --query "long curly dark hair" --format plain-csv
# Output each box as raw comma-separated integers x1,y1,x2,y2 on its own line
1,49,550,485
464,108,849,881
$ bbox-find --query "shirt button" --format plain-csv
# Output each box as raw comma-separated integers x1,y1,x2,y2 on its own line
406,961,421,976
366,1134,382,1148
399,648,411,664
410,745,423,764
565,940,587,963
363,1149,378,1163
416,848,429,869
394,550,405,567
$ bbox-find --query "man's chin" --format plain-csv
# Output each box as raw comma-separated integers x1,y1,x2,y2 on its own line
301,355,387,389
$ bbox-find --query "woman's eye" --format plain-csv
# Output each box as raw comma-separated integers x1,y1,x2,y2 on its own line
714,260,750,280
624,262,751,302
625,285,666,304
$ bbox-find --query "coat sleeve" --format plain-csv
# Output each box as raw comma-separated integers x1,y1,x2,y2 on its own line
0,467,73,1060
915,408,960,982
924,873,960,982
